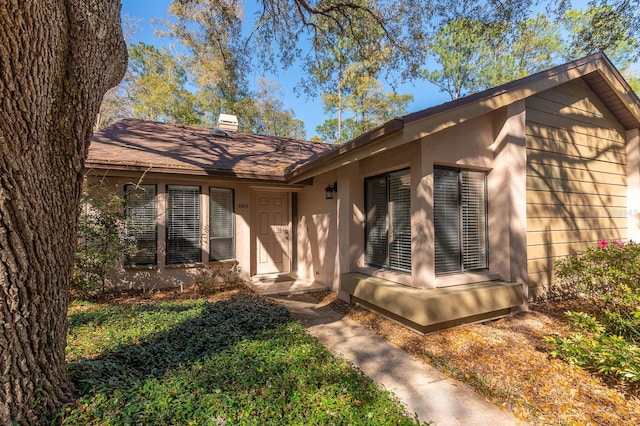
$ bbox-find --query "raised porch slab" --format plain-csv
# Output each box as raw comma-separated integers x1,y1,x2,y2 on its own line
246,278,329,296
341,273,524,334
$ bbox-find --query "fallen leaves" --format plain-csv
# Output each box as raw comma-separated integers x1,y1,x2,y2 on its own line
313,292,640,425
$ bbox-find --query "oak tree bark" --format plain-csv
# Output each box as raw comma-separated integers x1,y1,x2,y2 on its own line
0,1,126,423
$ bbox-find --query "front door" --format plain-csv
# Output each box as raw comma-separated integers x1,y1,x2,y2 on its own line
255,191,290,275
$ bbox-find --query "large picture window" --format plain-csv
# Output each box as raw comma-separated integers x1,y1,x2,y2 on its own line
209,187,234,261
434,167,488,274
124,184,157,266
167,185,201,265
365,169,411,272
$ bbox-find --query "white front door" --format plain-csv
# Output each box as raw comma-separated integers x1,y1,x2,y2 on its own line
255,191,290,275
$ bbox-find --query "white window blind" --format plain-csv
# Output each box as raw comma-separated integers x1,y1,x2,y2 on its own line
461,171,487,270
365,169,411,272
167,185,201,264
365,175,388,267
125,184,157,266
209,187,234,261
389,170,411,272
434,168,461,274
434,167,487,274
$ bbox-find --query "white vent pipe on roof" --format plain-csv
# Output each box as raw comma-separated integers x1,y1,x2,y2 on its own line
217,114,238,132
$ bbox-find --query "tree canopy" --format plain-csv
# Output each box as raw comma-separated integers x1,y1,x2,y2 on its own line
3,0,640,423
100,0,640,141
421,2,640,100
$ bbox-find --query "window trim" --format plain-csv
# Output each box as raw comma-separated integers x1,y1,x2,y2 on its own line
209,187,235,261
434,166,489,275
364,168,411,273
124,184,157,267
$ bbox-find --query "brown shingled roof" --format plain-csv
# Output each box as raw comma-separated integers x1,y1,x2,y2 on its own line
88,118,333,180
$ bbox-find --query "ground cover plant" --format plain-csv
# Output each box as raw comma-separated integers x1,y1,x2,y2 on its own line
546,240,640,391
61,284,423,425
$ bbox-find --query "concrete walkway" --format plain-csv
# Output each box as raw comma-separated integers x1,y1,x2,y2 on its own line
274,293,527,426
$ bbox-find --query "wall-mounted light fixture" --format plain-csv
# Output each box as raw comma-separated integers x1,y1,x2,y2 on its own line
325,182,338,199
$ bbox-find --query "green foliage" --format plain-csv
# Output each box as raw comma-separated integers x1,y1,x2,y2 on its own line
548,240,640,388
126,42,204,124
563,5,640,70
422,14,562,99
62,296,425,424
195,262,242,294
73,189,137,295
250,78,307,139
545,312,640,385
422,3,640,100
317,79,412,143
554,240,640,313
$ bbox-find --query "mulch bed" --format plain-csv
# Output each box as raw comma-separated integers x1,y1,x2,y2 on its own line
307,291,640,425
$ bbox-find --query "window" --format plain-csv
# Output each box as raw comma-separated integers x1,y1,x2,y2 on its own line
209,187,234,261
365,169,411,272
434,167,487,274
167,185,201,264
125,184,157,266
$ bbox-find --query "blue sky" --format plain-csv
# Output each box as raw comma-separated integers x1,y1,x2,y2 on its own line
120,0,610,139
120,0,450,138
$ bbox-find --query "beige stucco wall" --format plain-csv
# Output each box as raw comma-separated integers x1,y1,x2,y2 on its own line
85,172,296,290
296,172,338,287
525,79,629,296
296,105,529,296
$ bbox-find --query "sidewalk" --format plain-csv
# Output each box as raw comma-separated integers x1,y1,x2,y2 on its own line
275,293,527,426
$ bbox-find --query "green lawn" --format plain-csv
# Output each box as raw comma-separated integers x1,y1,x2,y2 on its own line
61,292,423,425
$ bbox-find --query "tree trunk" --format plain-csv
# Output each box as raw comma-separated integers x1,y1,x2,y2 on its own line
0,1,126,423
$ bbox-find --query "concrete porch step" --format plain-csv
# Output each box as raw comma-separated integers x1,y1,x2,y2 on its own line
246,278,329,296
249,273,297,284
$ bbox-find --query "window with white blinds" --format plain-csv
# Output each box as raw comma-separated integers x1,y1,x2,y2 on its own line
209,187,234,261
434,167,488,274
365,175,388,267
167,185,201,265
365,169,411,272
125,184,157,266
461,171,488,270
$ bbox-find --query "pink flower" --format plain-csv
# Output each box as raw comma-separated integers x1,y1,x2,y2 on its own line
598,240,609,249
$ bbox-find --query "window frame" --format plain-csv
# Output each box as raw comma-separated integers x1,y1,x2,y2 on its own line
434,166,489,275
364,168,411,273
166,185,202,265
124,184,157,266
209,187,235,261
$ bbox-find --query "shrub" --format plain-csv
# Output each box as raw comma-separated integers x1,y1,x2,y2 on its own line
547,241,640,389
73,189,137,295
545,312,640,387
554,240,640,313
195,262,242,294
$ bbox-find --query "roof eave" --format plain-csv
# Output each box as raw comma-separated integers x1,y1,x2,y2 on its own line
288,53,640,183
85,161,289,182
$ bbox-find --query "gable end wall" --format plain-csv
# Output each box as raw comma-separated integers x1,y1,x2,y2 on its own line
525,78,627,297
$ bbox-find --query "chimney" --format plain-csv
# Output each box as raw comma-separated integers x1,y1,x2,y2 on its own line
217,114,238,132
